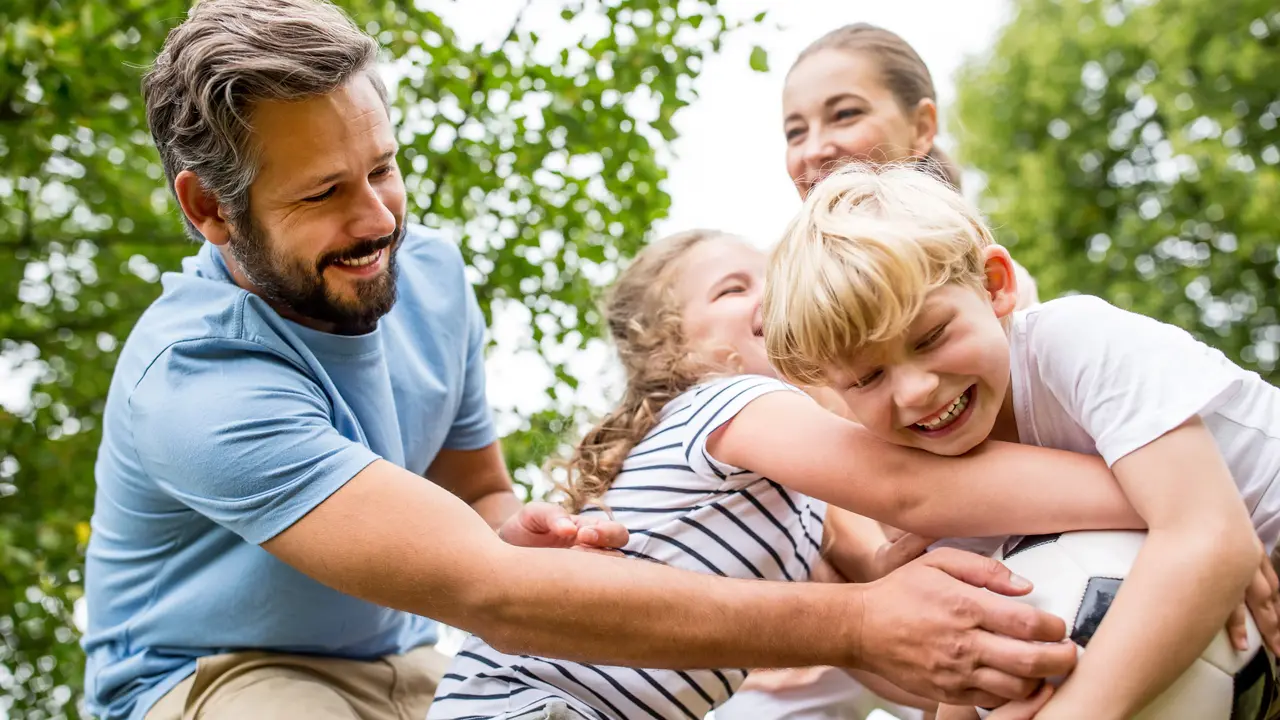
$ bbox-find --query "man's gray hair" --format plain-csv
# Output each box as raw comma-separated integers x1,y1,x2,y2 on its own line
144,0,388,238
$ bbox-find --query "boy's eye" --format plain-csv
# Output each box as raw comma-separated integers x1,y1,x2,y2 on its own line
916,324,948,350
849,369,882,390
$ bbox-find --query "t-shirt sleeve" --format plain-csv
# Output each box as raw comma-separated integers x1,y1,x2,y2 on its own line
680,375,804,482
1026,295,1245,466
443,281,497,451
129,338,380,545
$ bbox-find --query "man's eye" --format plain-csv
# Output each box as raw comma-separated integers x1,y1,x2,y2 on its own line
303,186,335,203
370,166,392,178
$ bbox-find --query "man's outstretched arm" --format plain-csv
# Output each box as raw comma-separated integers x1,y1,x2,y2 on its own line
264,459,1077,707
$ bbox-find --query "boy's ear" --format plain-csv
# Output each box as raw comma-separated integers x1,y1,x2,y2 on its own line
983,245,1019,319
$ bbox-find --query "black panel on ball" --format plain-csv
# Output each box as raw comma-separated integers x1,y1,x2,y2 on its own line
1231,649,1277,720
1070,576,1122,648
1002,533,1063,560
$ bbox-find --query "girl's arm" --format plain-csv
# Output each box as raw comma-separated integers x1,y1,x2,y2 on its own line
706,390,1141,538
1031,418,1259,720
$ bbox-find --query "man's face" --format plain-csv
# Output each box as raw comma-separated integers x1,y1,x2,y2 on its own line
230,73,407,334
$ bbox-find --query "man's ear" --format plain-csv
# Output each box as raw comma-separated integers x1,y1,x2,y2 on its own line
173,170,232,246
983,245,1019,319
910,98,939,157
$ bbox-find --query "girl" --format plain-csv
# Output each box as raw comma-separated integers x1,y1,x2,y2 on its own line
429,229,1139,720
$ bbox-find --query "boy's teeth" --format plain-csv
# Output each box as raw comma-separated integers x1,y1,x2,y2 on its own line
916,390,970,431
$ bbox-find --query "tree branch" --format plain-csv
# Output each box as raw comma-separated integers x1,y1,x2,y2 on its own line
424,0,531,214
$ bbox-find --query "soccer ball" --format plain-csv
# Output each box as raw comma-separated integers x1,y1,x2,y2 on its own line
994,530,1277,719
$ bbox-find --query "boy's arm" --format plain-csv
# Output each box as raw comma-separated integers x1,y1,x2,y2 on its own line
707,392,1140,538
1031,418,1259,720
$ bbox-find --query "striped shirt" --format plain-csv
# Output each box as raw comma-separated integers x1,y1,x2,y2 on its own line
428,375,829,720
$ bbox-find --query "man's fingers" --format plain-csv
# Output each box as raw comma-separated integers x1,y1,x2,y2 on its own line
962,667,1041,703
925,549,1034,598
975,632,1075,683
980,600,1072,648
986,683,1054,720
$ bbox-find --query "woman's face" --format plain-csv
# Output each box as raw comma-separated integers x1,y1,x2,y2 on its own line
783,49,937,198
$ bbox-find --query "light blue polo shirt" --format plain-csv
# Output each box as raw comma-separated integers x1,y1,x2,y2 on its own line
83,225,496,719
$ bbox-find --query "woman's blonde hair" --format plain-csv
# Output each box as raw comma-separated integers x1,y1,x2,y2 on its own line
559,229,734,512
763,163,994,387
790,23,961,188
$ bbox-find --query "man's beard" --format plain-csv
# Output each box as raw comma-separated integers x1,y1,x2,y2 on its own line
228,216,402,335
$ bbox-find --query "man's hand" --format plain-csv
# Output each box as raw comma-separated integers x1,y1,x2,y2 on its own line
859,548,1076,708
497,502,629,553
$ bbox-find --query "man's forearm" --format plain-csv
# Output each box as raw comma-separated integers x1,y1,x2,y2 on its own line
448,544,865,671
470,489,522,531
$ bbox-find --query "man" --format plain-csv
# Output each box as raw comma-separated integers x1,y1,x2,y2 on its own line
84,1,1080,718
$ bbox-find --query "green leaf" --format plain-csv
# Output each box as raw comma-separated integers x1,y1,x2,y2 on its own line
748,44,769,73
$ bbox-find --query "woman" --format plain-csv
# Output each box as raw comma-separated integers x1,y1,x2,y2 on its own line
718,23,1038,720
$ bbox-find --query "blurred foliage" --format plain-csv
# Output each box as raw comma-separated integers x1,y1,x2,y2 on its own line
0,0,762,716
955,0,1280,382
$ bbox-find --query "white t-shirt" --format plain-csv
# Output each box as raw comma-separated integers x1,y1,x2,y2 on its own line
428,375,829,720
1007,295,1280,549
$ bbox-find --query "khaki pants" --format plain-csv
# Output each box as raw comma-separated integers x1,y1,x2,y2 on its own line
145,645,451,720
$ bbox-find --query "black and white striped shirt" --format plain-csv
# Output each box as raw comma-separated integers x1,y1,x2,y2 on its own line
428,375,829,720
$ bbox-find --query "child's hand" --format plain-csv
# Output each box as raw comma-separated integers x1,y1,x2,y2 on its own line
496,502,629,554
1227,549,1280,653
872,528,937,580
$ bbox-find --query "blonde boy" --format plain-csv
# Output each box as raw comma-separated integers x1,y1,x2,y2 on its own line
762,164,1280,720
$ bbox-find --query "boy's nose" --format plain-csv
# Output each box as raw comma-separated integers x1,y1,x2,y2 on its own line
893,368,943,419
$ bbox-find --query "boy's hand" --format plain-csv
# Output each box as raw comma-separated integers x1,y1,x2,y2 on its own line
497,502,629,554
1227,550,1280,653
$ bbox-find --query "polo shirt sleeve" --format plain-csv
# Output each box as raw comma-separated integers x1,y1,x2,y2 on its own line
443,281,497,451
129,337,380,544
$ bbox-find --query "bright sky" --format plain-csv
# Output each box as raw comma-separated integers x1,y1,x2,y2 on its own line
0,0,1013,436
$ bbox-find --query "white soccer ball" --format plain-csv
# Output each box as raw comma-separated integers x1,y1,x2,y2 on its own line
993,530,1277,719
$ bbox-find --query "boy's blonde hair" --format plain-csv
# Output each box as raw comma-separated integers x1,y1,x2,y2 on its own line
764,163,995,387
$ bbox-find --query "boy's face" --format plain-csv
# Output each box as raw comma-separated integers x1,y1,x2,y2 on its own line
824,249,1019,456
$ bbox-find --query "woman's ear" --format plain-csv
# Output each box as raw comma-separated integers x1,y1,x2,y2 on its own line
910,98,939,157
983,245,1019,319
173,170,232,246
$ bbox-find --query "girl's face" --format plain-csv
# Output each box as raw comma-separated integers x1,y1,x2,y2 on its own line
783,49,937,199
674,237,773,377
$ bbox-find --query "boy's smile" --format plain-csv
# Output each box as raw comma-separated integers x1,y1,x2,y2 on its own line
827,279,1019,457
